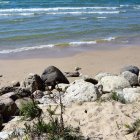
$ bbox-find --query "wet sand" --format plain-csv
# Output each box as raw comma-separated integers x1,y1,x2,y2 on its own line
0,46,140,87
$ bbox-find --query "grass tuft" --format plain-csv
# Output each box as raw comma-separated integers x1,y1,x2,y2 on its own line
125,119,140,140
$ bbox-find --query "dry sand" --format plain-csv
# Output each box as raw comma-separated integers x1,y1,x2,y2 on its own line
0,46,140,86
3,101,140,140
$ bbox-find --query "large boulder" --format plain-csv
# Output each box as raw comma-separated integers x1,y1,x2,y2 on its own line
41,66,69,89
63,79,99,106
21,73,45,93
94,72,114,81
100,76,131,92
120,65,139,76
0,98,18,121
121,71,138,86
117,87,140,103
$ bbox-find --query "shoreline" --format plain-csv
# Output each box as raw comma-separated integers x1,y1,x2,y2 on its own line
0,45,140,87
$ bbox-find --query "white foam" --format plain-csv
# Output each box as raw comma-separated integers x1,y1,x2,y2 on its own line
0,45,54,54
103,37,116,41
80,17,87,19
0,1,9,4
69,41,97,46
97,17,107,19
46,11,120,15
134,6,140,9
0,37,117,54
0,13,35,16
120,5,130,7
0,7,119,12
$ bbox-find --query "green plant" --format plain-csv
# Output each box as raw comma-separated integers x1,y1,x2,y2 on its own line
20,99,42,120
125,119,140,140
110,92,126,104
19,83,84,140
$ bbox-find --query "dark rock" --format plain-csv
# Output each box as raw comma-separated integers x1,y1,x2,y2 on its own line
121,71,139,86
120,65,139,76
0,103,5,113
75,67,82,71
33,90,44,99
21,73,45,93
0,92,18,101
0,88,31,101
11,81,20,87
14,88,31,98
0,86,16,96
0,98,18,122
0,114,3,130
65,71,80,77
41,66,69,89
84,77,98,85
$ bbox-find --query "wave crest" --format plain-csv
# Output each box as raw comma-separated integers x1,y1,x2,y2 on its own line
0,37,116,54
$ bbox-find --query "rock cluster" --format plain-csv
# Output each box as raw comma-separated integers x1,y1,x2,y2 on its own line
0,65,140,139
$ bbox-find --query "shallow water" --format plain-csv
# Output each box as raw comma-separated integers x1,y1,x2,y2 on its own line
0,0,140,57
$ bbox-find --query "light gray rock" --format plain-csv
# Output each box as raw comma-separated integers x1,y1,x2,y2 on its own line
0,92,17,101
94,72,114,81
120,65,139,76
38,93,60,105
0,131,13,140
117,87,140,103
33,90,44,99
21,73,45,93
63,79,99,105
55,83,69,92
100,93,112,101
121,71,138,86
0,129,25,140
39,95,54,105
100,76,131,92
15,97,32,110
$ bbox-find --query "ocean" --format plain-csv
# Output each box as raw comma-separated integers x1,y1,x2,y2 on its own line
0,0,140,58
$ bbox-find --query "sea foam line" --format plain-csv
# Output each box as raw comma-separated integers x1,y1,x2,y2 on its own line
46,11,120,15
69,41,97,46
0,37,116,54
0,7,119,12
0,13,35,16
0,45,54,54
0,11,120,16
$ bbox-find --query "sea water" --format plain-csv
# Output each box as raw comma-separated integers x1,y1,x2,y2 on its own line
0,0,139,57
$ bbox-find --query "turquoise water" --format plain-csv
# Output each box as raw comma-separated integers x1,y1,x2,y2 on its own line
0,0,140,57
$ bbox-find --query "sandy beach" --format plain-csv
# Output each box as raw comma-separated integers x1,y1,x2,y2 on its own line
0,46,140,87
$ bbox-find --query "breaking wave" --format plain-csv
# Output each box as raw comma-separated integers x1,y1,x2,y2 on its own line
0,37,116,54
